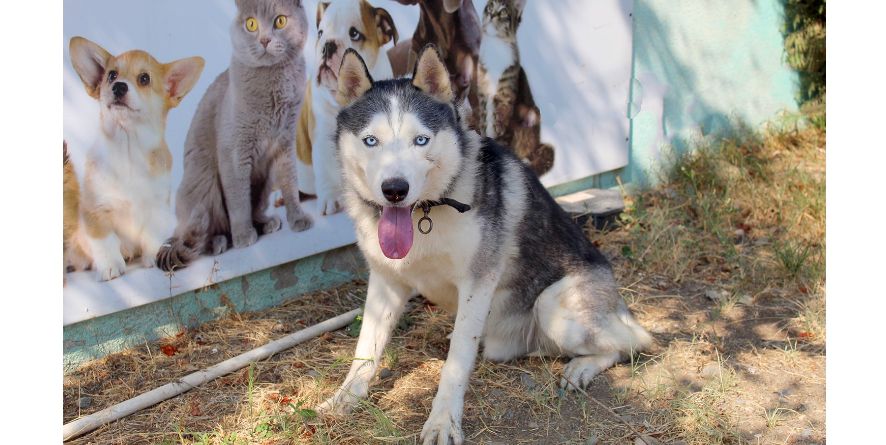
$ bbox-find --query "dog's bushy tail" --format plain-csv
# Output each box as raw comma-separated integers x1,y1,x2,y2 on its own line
156,206,210,272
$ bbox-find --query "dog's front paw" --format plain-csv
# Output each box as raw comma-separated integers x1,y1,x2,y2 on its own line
316,190,343,216
316,390,360,417
420,406,463,445
94,253,126,281
287,209,313,232
141,254,156,269
232,227,258,249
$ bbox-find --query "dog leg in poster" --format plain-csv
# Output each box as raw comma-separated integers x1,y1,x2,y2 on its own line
87,232,126,281
312,113,343,215
317,272,411,414
139,206,174,269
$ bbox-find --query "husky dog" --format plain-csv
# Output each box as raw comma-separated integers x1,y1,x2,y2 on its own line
318,45,652,444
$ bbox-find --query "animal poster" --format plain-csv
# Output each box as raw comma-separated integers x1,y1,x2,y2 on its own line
63,0,633,325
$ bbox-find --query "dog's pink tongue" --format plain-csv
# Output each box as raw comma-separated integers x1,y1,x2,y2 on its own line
378,206,414,259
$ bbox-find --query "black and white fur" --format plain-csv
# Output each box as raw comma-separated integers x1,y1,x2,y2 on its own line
319,45,652,445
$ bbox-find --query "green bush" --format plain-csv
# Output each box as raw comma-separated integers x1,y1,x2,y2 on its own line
783,0,826,104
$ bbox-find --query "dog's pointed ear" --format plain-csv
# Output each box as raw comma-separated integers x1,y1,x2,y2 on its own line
412,44,453,103
164,56,205,108
69,37,112,100
316,1,330,28
337,49,373,107
373,7,399,46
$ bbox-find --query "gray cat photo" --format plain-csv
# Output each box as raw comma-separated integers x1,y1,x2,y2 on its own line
157,0,313,272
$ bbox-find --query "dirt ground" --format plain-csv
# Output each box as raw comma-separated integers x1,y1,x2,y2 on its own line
63,118,825,444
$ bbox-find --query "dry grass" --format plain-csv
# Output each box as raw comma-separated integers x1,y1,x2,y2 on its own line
64,115,825,445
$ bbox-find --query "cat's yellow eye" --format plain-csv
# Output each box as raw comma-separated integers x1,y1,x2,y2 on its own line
274,15,288,29
245,17,258,32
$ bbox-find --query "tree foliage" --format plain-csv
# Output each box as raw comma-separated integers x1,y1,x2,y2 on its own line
784,0,826,103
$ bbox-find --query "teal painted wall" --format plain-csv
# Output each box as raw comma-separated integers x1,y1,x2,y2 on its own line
624,0,798,187
553,1,799,194
63,246,367,372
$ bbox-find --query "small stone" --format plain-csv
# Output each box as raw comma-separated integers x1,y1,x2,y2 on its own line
490,388,505,398
634,435,661,445
77,396,92,409
733,228,746,243
585,434,599,445
665,188,678,200
379,367,393,379
520,373,537,390
528,421,539,429
704,289,728,301
307,369,320,379
738,294,753,305
211,348,218,354
701,362,721,378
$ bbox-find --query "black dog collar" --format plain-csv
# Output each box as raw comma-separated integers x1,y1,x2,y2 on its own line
417,198,472,234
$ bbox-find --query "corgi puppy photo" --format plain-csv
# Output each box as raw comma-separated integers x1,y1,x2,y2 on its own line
295,0,398,215
66,37,204,281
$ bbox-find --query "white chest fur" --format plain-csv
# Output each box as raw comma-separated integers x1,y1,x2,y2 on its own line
359,206,483,311
89,125,171,218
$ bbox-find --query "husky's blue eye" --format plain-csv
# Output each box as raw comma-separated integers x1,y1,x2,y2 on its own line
414,135,430,146
362,136,378,147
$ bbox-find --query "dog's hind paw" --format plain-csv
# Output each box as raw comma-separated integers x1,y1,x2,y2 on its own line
317,192,343,216
141,254,156,269
420,407,463,445
94,255,126,281
560,353,621,391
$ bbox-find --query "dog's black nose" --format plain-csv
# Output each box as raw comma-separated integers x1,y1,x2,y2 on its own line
112,82,128,98
381,178,409,203
322,40,338,59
